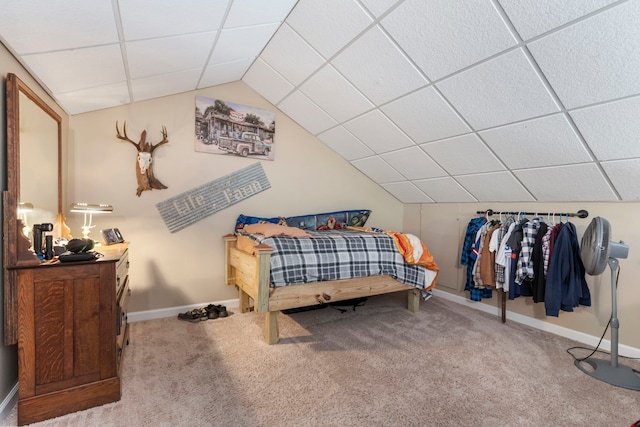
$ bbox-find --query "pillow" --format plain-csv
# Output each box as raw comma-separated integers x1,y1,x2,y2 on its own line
235,214,287,231
243,222,311,237
285,209,371,230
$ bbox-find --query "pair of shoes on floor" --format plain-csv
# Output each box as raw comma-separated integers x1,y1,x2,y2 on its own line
177,308,208,323
204,304,228,319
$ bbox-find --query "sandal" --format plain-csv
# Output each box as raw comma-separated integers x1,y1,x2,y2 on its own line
178,308,208,322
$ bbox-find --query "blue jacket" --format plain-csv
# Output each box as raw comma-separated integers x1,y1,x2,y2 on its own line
545,222,591,316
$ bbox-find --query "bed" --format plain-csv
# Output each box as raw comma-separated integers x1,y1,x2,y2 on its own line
223,215,438,344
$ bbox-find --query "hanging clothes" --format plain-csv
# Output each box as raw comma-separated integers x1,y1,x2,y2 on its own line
506,218,530,300
530,221,548,303
479,222,501,287
545,221,590,317
515,217,544,286
460,217,492,301
494,216,516,291
495,220,516,292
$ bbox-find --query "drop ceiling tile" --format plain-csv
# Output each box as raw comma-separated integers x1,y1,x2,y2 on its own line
131,69,201,102
299,65,373,123
456,172,534,202
381,182,433,203
286,0,373,59
479,114,592,169
54,82,130,115
210,23,280,65
277,91,337,135
413,177,477,202
126,32,216,79
332,25,428,105
514,164,617,201
242,58,294,105
381,87,470,143
119,0,227,40
380,147,446,180
259,23,326,86
22,44,126,94
499,0,618,40
528,1,640,109
359,0,401,17
421,134,504,175
0,0,118,53
436,48,559,130
200,58,253,88
224,0,298,28
317,126,374,161
343,110,415,154
382,0,516,81
570,96,640,161
601,159,640,200
351,156,405,183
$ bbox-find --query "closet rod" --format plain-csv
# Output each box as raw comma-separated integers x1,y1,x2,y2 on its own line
476,209,589,219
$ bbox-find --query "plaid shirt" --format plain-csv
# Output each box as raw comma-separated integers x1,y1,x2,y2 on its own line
515,217,544,285
541,226,552,277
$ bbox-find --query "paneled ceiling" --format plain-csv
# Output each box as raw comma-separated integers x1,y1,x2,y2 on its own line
2,0,640,203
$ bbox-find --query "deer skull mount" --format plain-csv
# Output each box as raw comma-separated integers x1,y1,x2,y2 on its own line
137,152,152,175
115,121,169,197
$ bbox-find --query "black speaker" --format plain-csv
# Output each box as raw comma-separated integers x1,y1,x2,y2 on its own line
66,238,95,253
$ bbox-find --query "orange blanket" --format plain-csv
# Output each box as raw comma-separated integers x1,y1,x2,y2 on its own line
347,227,439,290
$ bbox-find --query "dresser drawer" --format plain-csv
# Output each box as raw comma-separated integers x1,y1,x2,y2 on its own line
115,250,129,295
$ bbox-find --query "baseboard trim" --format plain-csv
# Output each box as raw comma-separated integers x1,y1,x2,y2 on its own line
128,298,239,323
0,382,18,424
431,288,640,359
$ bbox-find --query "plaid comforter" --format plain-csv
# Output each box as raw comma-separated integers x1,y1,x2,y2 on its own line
238,229,436,290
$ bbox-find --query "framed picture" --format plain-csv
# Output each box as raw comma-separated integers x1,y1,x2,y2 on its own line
101,228,124,245
194,96,276,160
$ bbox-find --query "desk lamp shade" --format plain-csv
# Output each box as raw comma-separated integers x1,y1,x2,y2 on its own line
70,203,113,239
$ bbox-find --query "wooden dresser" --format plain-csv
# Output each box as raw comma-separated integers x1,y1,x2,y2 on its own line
11,243,130,425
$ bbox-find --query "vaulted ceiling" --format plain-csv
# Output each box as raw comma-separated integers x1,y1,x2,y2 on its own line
2,0,640,203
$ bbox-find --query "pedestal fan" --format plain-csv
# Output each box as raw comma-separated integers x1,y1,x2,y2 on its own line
576,216,640,390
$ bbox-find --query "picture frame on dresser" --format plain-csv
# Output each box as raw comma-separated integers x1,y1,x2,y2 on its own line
102,227,124,245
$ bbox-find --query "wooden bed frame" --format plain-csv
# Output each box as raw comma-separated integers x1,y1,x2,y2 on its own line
223,234,420,344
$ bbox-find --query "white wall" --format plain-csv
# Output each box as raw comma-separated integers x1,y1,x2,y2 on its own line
410,202,640,351
68,82,404,313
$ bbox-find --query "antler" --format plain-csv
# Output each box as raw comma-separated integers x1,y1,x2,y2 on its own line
115,121,140,149
150,125,169,154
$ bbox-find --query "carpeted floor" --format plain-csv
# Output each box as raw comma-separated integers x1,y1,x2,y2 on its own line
4,292,640,426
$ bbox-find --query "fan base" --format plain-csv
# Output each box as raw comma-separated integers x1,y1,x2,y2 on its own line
575,358,640,391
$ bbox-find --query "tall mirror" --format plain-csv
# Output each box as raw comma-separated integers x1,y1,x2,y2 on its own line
4,73,62,345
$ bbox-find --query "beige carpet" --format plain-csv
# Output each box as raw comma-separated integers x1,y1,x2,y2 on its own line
4,292,640,426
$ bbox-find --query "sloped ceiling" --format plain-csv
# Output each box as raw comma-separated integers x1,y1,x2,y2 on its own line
2,0,640,204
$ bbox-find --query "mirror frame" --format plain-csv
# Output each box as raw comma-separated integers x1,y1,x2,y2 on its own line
3,73,62,345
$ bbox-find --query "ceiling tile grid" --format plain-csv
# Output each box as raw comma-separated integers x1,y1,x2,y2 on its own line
478,114,593,169
380,0,518,81
421,134,505,176
3,0,640,203
413,177,476,203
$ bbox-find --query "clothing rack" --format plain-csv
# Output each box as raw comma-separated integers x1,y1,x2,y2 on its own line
473,208,588,324
476,209,589,219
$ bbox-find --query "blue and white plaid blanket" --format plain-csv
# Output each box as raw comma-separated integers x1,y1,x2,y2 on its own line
237,229,436,291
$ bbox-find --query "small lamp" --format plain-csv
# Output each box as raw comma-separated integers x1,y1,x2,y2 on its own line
70,203,113,239
18,202,34,238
